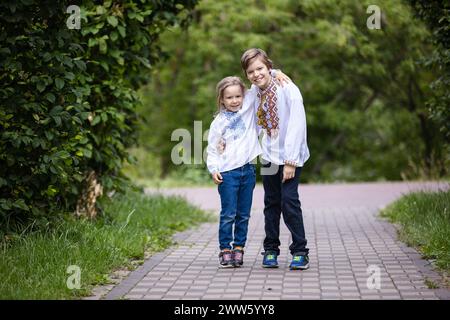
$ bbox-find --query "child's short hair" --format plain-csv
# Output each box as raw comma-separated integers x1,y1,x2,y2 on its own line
240,48,273,74
215,76,245,113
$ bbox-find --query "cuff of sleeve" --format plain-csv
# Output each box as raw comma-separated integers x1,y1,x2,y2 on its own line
284,160,299,167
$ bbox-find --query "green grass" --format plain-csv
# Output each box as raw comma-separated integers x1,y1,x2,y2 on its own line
0,188,213,299
381,189,450,273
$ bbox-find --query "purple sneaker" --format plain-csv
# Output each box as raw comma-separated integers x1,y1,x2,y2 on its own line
233,248,244,267
219,250,234,268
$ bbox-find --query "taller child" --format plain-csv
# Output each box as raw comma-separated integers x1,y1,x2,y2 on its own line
241,48,310,270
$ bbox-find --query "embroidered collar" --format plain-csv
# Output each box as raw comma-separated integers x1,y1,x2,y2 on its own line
257,78,276,97
222,109,239,120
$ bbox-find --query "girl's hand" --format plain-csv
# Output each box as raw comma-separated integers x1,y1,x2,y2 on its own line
212,172,223,185
282,164,296,183
274,69,291,87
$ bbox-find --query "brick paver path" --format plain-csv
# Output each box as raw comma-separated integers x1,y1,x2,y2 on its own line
99,182,449,300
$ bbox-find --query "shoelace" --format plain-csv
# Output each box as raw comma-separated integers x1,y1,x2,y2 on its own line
264,254,277,263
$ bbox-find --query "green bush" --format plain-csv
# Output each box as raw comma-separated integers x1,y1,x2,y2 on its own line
0,0,197,229
409,0,450,144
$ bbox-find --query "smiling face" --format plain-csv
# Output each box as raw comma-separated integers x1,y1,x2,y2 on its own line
245,57,272,90
221,85,244,112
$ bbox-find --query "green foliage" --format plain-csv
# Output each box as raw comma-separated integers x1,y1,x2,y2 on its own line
137,0,448,182
0,0,197,228
0,188,212,299
408,0,450,147
381,189,450,271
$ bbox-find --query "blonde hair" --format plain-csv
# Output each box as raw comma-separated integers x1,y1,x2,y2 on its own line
215,76,246,114
240,48,273,75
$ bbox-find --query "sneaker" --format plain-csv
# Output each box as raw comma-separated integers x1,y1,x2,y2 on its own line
233,248,244,267
262,251,279,268
219,250,234,268
289,253,309,270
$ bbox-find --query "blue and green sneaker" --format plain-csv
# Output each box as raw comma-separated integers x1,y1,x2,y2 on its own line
262,251,279,268
289,253,309,270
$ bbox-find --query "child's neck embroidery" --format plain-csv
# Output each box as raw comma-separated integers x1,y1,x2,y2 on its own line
257,79,279,137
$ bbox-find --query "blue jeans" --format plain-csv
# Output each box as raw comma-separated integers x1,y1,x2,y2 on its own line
262,163,309,256
218,163,256,250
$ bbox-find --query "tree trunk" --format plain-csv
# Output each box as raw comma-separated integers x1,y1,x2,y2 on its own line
75,170,103,219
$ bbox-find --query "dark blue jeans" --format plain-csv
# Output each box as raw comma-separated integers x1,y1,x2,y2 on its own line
218,163,256,250
262,163,309,256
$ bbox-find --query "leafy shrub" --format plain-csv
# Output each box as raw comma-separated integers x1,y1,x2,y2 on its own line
0,0,197,230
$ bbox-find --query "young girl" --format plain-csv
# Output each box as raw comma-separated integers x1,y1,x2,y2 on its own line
207,73,288,268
